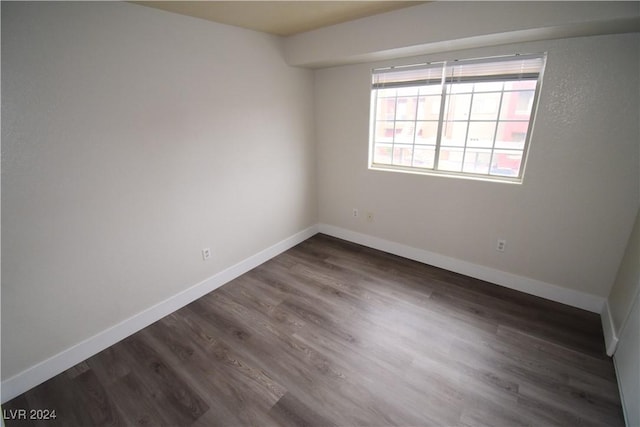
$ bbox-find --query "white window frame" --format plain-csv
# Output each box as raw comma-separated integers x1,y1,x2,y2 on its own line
368,53,547,183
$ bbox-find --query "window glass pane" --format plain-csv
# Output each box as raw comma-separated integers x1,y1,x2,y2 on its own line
467,122,496,148
504,80,537,91
495,122,527,149
500,91,534,120
440,122,467,147
444,94,471,120
376,97,396,120
375,121,395,142
449,83,474,93
438,147,464,172
392,145,414,166
420,84,442,95
515,91,534,114
474,81,503,92
470,92,501,120
393,121,416,143
370,54,545,181
490,150,523,177
413,146,435,168
373,144,392,164
377,88,397,97
395,97,418,120
463,148,492,174
415,121,439,145
397,87,419,96
417,96,441,120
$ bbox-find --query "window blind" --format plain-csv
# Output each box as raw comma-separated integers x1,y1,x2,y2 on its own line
372,54,544,89
372,63,444,89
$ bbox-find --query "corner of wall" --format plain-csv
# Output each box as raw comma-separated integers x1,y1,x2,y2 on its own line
318,223,605,314
601,299,619,356
0,225,319,404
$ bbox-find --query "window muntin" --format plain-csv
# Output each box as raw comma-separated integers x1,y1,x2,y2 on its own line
369,54,546,182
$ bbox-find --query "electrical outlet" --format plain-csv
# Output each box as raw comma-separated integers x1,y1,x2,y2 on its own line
366,212,374,222
496,239,506,252
353,208,359,217
202,248,212,260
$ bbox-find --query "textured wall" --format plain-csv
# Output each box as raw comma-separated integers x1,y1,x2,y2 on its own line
608,208,640,332
315,34,639,299
2,2,316,380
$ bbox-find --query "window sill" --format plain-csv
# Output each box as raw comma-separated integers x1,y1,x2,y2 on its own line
368,164,523,184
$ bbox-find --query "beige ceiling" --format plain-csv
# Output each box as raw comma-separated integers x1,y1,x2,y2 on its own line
133,1,426,36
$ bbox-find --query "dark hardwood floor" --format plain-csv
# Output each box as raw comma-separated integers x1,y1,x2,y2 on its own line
3,234,624,426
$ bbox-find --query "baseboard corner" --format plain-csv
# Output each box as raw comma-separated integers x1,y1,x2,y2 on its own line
317,223,604,313
601,300,619,356
1,224,319,404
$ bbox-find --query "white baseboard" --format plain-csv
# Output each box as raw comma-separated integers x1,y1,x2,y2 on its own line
318,224,605,314
0,225,319,404
612,293,640,427
601,300,619,356
1,223,608,403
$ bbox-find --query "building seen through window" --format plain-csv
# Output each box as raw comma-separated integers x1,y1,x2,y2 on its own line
370,54,546,181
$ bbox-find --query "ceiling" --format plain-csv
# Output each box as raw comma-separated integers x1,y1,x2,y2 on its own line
133,1,427,36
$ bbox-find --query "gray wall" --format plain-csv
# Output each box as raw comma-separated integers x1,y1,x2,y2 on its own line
315,33,639,300
1,2,316,380
608,208,640,334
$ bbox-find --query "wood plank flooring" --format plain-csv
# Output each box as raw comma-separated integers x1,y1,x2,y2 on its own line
3,234,624,426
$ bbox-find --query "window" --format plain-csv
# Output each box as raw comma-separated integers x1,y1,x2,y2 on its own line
369,54,546,182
